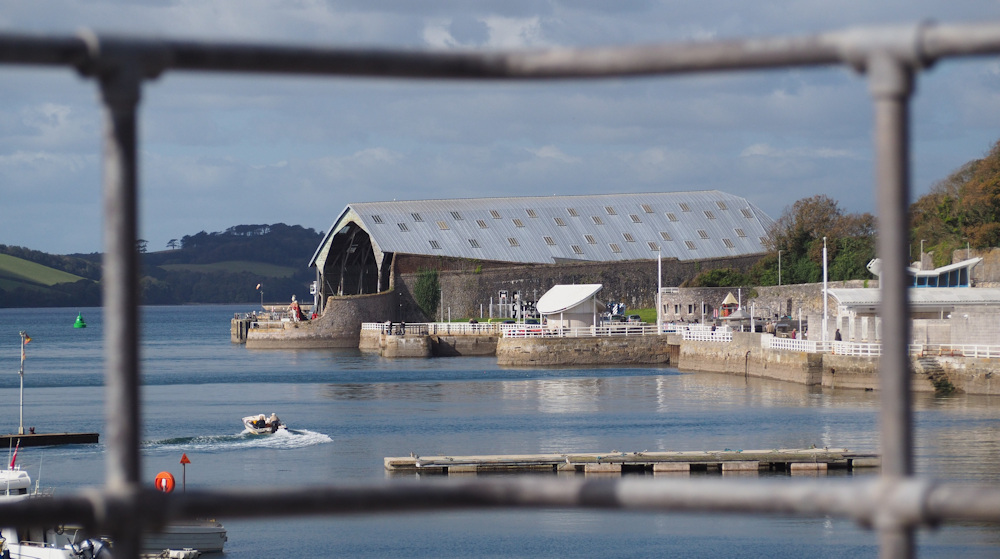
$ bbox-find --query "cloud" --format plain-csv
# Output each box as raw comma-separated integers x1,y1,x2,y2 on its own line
739,144,858,159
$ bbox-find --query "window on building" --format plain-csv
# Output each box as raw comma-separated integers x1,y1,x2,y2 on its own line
526,209,538,218
397,223,409,232
723,238,735,248
735,228,747,238
630,214,642,223
513,218,525,228
688,304,693,314
741,208,754,218
469,239,481,248
429,240,441,249
623,232,635,242
508,237,520,247
411,212,423,222
685,240,696,250
567,208,579,216
698,230,709,239
717,201,728,210
667,213,678,222
477,219,488,229
371,214,384,224
660,231,673,241
554,217,566,226
544,236,556,246
572,245,584,255
451,211,463,220
490,210,502,219
679,203,691,212
648,241,659,251
641,204,654,213
605,206,617,215
592,216,604,225
437,221,449,230
609,243,622,253
584,234,596,244
704,210,716,219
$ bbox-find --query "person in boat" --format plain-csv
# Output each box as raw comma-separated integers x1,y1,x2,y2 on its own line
268,413,281,431
253,414,267,429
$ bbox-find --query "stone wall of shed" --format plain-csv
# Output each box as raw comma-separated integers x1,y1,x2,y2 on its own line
393,253,763,321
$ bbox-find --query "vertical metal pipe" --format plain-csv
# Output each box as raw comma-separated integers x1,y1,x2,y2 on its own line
97,62,144,558
867,52,915,559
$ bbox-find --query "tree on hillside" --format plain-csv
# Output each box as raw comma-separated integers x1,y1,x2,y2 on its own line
167,239,179,250
910,139,1000,267
764,195,876,285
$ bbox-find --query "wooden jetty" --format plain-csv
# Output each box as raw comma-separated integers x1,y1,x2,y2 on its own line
0,432,99,448
385,448,879,475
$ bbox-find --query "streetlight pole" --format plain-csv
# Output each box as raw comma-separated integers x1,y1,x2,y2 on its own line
778,250,782,286
822,237,828,342
18,331,28,435
920,239,926,267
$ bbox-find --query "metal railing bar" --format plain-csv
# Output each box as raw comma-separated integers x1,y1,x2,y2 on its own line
0,22,997,80
0,479,997,532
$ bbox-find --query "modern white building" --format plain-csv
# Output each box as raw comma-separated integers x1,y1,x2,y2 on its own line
536,284,606,329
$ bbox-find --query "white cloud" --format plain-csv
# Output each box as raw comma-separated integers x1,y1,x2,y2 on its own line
528,145,580,163
740,143,857,159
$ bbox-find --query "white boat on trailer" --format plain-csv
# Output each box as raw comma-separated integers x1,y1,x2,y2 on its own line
242,413,286,435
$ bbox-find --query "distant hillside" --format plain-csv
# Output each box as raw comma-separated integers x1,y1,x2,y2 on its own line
0,252,100,308
0,223,324,307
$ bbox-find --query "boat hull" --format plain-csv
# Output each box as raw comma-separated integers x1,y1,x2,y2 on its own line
142,522,227,554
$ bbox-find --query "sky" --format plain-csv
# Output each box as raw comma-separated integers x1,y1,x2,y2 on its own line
1,1,999,255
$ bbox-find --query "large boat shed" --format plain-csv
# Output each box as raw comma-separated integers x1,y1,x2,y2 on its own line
308,190,775,312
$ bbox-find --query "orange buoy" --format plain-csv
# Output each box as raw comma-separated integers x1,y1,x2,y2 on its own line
154,471,175,493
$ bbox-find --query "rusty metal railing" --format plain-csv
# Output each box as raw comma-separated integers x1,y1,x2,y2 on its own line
3,21,1000,558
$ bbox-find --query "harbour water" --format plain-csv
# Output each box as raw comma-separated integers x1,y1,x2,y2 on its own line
1,305,999,557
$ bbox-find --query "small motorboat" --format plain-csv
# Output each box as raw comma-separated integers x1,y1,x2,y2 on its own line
241,413,286,435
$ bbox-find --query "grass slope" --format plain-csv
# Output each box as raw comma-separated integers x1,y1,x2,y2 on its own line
157,260,297,278
0,254,85,286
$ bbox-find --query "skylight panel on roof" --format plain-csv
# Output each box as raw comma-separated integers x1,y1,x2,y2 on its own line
429,240,441,249
660,231,673,241
605,206,617,215
513,218,525,228
411,212,423,222
508,238,520,247
704,210,716,219
759,237,768,246
667,213,678,222
717,201,728,210
567,208,579,217
437,221,449,230
630,214,641,223
592,216,603,225
477,219,488,229
543,236,556,246
469,239,481,248
648,241,660,251
572,245,584,255
735,228,747,238
526,209,538,218
609,243,622,253
584,234,596,244
698,230,709,239
741,208,754,218
685,240,696,250
451,211,463,220
554,217,566,226
490,210,502,219
397,223,409,232
371,215,384,224
723,238,736,248
641,204,654,213
679,203,691,212
623,232,635,242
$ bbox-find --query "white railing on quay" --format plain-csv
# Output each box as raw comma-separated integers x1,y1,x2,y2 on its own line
362,322,503,335
914,344,1000,359
680,328,734,342
501,323,663,338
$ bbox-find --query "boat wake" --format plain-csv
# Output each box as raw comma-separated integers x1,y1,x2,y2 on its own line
144,429,333,453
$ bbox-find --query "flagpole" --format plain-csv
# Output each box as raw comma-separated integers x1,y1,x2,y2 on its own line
18,331,26,436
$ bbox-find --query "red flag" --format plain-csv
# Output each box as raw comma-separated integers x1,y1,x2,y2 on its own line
9,440,19,469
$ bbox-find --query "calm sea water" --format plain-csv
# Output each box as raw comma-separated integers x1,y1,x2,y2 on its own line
0,305,998,557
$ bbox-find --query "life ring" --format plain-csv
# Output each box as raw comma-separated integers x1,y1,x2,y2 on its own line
154,471,175,493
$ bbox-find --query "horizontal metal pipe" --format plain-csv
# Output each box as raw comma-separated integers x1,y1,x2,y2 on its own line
1,22,1000,79
0,478,997,532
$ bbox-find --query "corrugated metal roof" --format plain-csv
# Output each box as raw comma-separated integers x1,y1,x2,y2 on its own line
313,190,775,266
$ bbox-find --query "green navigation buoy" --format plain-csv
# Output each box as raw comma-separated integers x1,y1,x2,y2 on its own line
73,313,87,328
